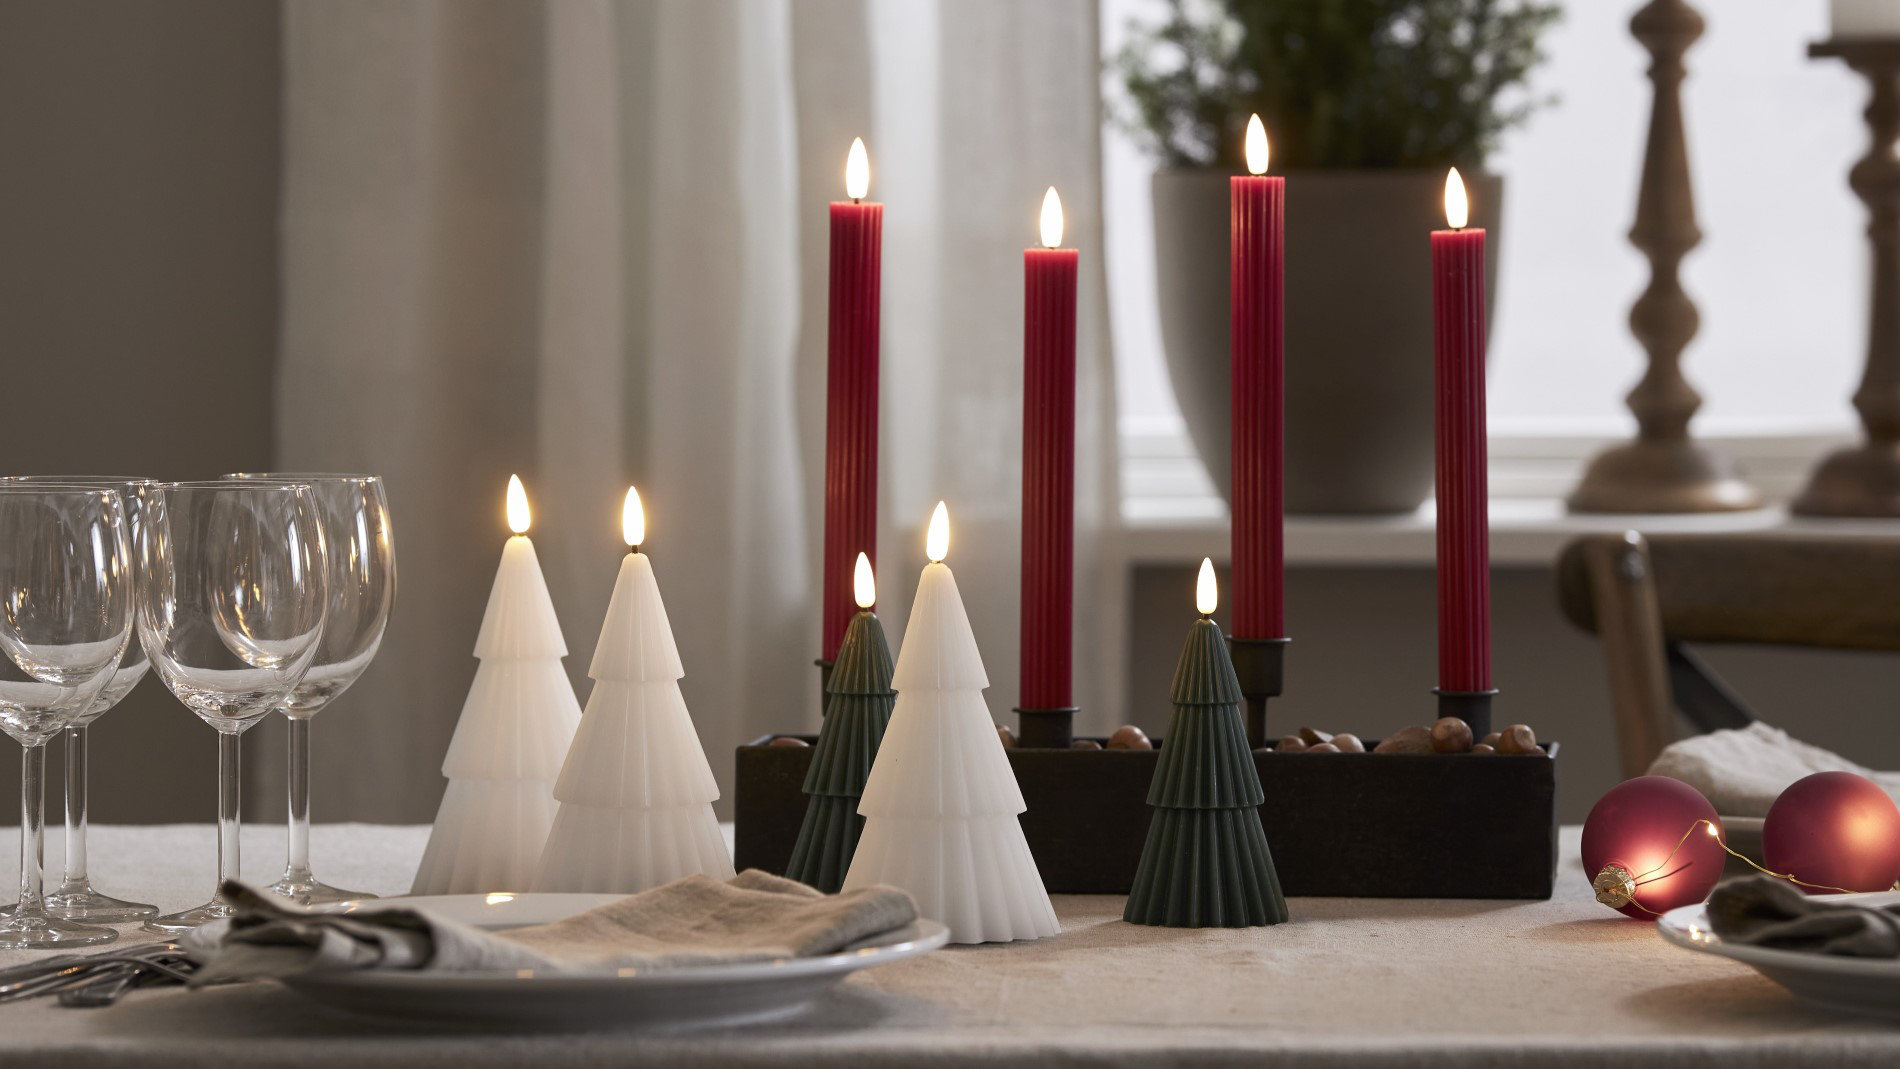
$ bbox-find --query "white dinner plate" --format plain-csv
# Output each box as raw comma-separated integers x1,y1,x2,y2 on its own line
1657,890,1900,1020
282,891,948,1029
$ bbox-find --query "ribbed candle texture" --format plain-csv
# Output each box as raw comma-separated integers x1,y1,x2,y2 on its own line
1021,245,1080,711
822,200,883,662
1431,226,1491,692
1230,173,1286,639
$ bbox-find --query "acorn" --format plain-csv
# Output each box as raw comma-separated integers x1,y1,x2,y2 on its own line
1306,742,1341,754
1373,725,1434,754
767,736,810,748
1331,733,1366,753
1107,725,1153,750
1071,738,1103,751
1470,743,1497,755
1277,735,1308,753
1498,724,1539,755
1430,717,1474,754
996,725,1017,748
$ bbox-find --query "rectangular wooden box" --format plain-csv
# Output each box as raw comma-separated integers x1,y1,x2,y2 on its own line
735,736,1559,898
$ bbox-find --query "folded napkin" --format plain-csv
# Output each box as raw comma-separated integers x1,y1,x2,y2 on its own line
1647,722,1900,818
186,870,918,983
1707,876,1900,958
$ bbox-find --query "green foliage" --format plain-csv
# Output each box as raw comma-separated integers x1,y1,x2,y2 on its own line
1114,0,1561,170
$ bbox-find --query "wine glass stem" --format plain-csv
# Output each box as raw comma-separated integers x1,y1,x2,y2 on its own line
216,730,242,888
17,743,46,913
62,725,88,889
285,716,312,881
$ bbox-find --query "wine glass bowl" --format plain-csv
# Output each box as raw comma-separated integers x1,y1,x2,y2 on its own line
138,481,329,932
0,485,132,949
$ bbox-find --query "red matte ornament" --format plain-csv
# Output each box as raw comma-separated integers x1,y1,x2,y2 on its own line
1762,771,1900,894
1581,776,1725,919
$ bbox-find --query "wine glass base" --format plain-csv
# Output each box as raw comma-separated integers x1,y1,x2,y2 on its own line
44,886,160,924
266,874,377,907
144,899,236,935
0,910,119,949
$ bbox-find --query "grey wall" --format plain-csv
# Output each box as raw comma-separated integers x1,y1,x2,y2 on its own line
0,1,282,823
1129,564,1900,825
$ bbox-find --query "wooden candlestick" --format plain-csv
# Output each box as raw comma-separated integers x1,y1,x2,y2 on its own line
1569,0,1759,515
1794,39,1900,517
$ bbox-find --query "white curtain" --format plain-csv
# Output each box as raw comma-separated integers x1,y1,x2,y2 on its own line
274,0,1117,822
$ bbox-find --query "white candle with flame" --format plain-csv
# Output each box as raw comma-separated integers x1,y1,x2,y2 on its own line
535,485,732,892
412,475,582,894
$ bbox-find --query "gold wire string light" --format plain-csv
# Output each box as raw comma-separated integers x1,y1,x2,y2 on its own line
1594,818,1871,916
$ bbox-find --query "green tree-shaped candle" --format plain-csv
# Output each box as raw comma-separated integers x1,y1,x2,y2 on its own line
786,553,895,892
1125,558,1289,928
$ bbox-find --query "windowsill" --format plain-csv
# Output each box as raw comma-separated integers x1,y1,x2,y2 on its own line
1118,422,1898,567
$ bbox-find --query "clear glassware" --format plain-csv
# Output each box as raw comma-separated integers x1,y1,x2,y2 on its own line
0,485,133,949
0,475,160,923
136,481,328,933
228,473,395,905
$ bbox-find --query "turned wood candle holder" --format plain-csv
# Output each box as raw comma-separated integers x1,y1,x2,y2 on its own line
1569,0,1760,514
1794,39,1900,517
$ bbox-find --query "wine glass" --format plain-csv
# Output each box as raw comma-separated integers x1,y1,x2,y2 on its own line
0,485,132,949
0,475,159,923
137,481,328,933
228,473,395,904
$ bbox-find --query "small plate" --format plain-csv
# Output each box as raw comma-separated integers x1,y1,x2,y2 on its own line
283,892,948,1029
1657,891,1900,1020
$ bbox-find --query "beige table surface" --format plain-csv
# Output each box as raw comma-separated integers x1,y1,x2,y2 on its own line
0,823,1896,1068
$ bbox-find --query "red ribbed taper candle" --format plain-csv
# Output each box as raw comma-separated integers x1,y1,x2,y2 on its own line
822,139,882,663
1431,168,1491,693
1230,115,1285,640
1022,187,1079,713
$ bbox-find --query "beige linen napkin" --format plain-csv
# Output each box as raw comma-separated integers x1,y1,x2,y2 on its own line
1707,876,1900,958
1647,722,1900,818
186,870,918,982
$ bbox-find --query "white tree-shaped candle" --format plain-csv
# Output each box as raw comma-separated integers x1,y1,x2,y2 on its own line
843,502,1060,944
534,487,732,892
413,476,583,894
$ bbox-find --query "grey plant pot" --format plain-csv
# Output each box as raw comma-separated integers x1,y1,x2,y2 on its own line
1151,169,1503,514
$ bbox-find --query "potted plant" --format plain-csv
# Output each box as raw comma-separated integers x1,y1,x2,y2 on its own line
1116,0,1559,513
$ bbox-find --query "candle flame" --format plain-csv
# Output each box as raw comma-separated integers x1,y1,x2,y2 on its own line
1039,186,1064,249
622,486,645,548
1444,167,1469,230
1196,557,1217,616
1245,114,1269,175
845,137,869,200
926,501,950,563
853,551,876,609
506,474,531,535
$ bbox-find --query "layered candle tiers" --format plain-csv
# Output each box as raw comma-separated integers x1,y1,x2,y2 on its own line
1019,187,1080,748
535,488,733,894
413,476,582,895
1126,560,1288,929
845,503,1060,944
821,138,884,681
785,552,896,893
1431,168,1494,734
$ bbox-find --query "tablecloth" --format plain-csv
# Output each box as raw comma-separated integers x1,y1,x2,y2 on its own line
0,823,1896,1068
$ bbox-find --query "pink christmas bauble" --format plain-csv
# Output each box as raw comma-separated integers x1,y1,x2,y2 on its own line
1762,771,1900,894
1581,776,1725,919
